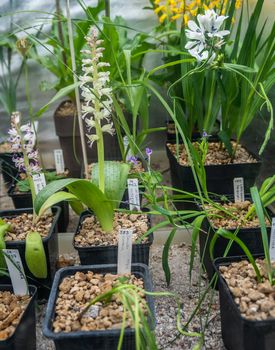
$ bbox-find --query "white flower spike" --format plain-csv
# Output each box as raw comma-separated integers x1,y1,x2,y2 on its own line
80,27,114,148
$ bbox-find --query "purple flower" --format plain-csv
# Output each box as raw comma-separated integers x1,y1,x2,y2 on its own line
129,156,138,165
202,130,208,138
145,148,152,156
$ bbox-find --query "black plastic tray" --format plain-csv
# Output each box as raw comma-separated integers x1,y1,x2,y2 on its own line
0,284,37,350
43,263,155,350
73,210,153,266
0,207,61,300
214,255,275,350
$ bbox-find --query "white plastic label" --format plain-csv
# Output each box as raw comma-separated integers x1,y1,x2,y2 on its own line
233,177,244,202
123,136,133,161
32,173,46,194
117,228,133,275
269,218,275,261
54,149,65,174
127,178,140,211
3,249,29,295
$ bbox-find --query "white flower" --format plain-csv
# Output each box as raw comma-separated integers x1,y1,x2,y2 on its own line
185,9,230,63
80,26,114,148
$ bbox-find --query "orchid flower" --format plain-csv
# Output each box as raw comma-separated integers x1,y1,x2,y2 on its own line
185,9,230,63
80,27,114,192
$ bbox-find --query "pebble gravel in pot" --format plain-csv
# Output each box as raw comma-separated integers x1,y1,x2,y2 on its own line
43,263,155,350
214,256,275,350
0,207,61,300
73,210,153,265
0,285,37,350
198,196,271,281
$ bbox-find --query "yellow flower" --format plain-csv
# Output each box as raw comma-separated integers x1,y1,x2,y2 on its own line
183,14,189,26
159,13,168,23
154,5,165,14
235,0,242,9
171,13,182,20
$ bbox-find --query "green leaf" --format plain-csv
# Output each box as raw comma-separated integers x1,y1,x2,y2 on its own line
25,231,47,278
38,191,79,217
34,178,114,232
218,130,233,157
162,228,177,286
36,82,81,117
91,161,130,209
224,63,257,74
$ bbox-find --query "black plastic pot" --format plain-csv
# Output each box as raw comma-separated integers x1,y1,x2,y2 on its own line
54,100,122,177
8,180,69,233
0,152,20,188
198,196,271,281
0,284,37,350
43,263,155,350
0,207,61,300
166,141,262,211
214,255,275,350
73,210,153,266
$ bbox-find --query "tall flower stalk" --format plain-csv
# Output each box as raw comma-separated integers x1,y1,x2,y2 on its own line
8,112,40,216
80,27,114,193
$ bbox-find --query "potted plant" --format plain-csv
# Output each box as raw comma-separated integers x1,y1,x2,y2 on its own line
43,263,156,350
0,284,37,350
213,185,275,350
148,1,274,200
0,112,61,299
33,27,154,266
193,176,275,280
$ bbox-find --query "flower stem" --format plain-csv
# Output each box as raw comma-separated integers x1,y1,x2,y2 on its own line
95,120,105,193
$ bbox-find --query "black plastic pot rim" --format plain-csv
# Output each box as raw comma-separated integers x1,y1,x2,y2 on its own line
166,141,261,167
0,284,37,342
0,206,61,245
73,210,153,251
43,263,154,340
214,254,275,326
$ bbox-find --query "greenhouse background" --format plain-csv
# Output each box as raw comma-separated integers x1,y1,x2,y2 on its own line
0,0,274,180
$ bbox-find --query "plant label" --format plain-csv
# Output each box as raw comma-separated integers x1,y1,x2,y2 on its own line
117,228,133,275
3,249,29,295
127,178,140,211
54,149,65,174
123,136,133,161
233,177,244,202
32,173,46,194
269,218,275,261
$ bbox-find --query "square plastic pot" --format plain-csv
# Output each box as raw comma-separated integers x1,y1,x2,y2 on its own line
43,263,155,350
166,141,262,208
198,195,272,282
0,284,37,350
73,210,153,266
0,207,61,300
214,255,275,350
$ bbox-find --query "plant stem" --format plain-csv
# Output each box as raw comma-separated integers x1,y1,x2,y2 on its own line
95,120,105,193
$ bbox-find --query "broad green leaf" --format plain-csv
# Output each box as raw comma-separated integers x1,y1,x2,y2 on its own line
38,191,79,217
91,161,130,209
34,178,114,232
36,82,81,117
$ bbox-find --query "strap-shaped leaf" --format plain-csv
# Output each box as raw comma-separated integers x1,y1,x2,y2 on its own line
91,161,130,209
34,178,114,232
